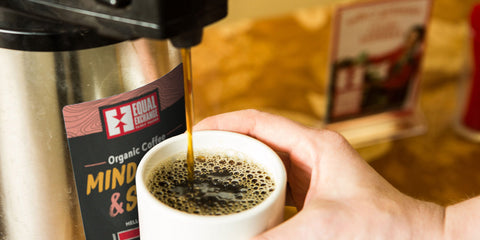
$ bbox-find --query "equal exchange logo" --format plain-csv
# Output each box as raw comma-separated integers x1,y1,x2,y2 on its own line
102,91,160,139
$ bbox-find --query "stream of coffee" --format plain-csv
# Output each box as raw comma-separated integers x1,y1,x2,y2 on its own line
181,48,195,181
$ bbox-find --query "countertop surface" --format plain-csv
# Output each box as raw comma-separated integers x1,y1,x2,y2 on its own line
367,74,480,206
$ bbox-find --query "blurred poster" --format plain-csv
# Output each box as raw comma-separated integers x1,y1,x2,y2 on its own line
326,0,432,123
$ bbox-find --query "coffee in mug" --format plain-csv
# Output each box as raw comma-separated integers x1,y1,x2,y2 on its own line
147,152,275,215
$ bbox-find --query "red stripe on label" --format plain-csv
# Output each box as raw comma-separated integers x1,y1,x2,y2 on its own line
118,227,140,240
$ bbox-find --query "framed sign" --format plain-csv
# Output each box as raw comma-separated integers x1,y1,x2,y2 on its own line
326,0,432,146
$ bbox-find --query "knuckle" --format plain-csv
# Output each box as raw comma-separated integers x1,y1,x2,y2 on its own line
318,129,350,147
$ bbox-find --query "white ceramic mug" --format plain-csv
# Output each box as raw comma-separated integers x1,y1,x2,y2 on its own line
136,130,287,240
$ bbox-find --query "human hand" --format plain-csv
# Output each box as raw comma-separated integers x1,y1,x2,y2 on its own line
194,110,445,240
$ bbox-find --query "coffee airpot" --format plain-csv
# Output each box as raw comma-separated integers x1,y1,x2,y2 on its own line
0,1,226,239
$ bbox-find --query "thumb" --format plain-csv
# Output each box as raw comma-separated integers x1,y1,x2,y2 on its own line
251,210,319,240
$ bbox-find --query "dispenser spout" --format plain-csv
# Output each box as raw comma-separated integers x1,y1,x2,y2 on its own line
171,28,204,49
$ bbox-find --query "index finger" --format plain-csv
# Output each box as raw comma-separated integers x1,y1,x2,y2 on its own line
194,109,319,167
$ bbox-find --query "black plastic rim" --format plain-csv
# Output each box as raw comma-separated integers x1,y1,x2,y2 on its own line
0,7,122,52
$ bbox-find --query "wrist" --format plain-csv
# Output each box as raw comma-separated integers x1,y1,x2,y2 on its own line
408,198,445,239
444,197,480,240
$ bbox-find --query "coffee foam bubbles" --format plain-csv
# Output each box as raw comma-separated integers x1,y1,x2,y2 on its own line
147,151,275,215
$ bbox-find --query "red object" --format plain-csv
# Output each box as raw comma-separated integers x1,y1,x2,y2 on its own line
117,227,140,240
462,4,480,131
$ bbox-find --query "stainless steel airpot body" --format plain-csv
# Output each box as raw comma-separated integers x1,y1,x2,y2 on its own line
0,1,227,239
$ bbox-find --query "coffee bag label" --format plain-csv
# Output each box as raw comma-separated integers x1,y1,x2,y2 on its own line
63,64,185,240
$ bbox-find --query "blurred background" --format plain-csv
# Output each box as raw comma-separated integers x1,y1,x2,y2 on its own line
191,0,480,206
